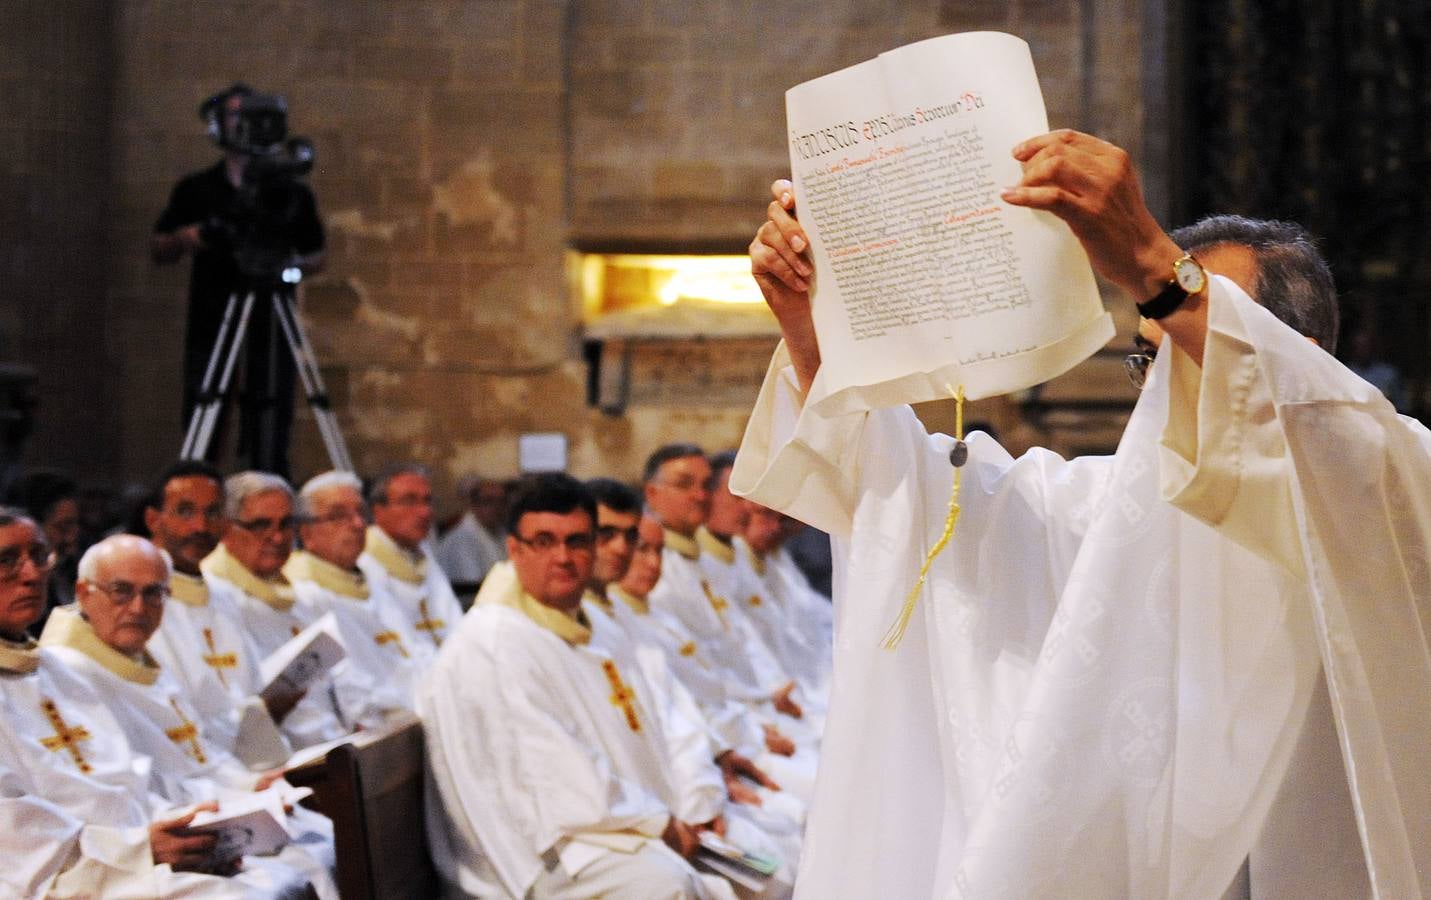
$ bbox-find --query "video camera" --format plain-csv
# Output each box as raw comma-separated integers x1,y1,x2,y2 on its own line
198,83,317,286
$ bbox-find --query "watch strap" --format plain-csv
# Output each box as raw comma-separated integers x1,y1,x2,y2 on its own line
1136,280,1189,320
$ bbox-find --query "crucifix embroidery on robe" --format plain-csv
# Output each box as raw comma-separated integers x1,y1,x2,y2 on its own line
39,697,93,773
600,659,641,733
202,628,238,687
374,630,409,658
165,696,208,764
700,581,729,622
415,599,446,646
747,594,763,607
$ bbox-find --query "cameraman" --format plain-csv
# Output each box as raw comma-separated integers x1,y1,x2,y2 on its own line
152,82,325,479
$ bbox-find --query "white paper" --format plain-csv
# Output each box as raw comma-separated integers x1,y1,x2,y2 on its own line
186,791,297,861
258,612,345,703
519,432,568,473
785,31,1114,412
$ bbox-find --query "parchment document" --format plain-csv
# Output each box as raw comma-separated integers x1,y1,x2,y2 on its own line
786,31,1114,413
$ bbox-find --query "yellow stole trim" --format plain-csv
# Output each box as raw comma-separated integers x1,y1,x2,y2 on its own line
283,551,370,600
695,526,735,565
486,572,591,645
740,542,768,577
585,586,615,616
608,584,650,617
39,606,161,686
364,525,427,585
168,571,210,607
0,634,40,674
202,544,295,611
662,527,700,561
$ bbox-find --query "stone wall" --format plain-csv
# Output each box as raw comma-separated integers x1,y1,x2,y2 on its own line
6,0,1159,511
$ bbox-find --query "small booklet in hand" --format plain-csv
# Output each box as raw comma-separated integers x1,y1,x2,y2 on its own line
185,790,303,863
258,612,345,706
694,831,782,891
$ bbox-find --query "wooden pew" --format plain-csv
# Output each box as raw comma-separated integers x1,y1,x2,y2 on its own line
311,719,439,899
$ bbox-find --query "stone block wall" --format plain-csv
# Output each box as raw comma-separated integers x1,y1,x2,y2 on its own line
5,0,1159,510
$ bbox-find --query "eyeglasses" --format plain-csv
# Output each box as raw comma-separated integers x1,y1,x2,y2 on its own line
1124,351,1156,391
163,503,225,523
232,516,298,536
512,531,596,554
305,506,371,526
89,580,168,608
596,525,640,545
0,543,55,579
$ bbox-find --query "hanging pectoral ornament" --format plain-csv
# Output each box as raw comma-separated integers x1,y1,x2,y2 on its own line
881,385,967,650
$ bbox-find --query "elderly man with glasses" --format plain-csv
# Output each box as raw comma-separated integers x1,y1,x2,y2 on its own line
0,508,327,897
39,533,340,897
283,470,420,731
203,470,346,753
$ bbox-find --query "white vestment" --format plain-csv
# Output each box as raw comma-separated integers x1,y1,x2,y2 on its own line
38,608,339,899
203,544,348,750
284,550,420,727
418,583,738,900
359,525,464,673
0,639,314,898
732,277,1431,899
148,569,291,769
435,511,506,586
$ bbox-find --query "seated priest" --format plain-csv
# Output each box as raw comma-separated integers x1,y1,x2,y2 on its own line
39,534,338,898
588,479,818,809
284,470,420,727
643,445,812,740
203,471,346,751
0,507,321,898
421,474,755,900
359,463,463,670
144,460,301,769
434,474,509,595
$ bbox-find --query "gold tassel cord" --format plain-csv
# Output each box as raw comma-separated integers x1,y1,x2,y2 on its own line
881,385,966,650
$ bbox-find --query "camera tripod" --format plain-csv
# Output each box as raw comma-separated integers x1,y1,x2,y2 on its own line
180,287,354,472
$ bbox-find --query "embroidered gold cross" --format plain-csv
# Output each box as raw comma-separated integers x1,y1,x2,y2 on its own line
700,581,729,620
374,630,409,658
415,600,446,647
39,698,93,773
747,594,763,608
679,641,698,657
202,628,238,687
601,659,641,732
165,697,207,764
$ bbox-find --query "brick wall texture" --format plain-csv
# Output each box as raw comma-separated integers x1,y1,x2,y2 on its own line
3,0,1153,508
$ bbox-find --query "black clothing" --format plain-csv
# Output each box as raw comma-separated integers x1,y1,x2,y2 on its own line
154,161,324,477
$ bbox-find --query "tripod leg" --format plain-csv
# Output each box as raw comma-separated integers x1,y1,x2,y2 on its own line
271,293,355,472
181,292,242,459
185,292,256,461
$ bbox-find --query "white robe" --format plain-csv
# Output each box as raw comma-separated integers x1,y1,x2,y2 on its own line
204,552,349,751
359,526,464,673
434,511,507,586
0,644,314,898
285,550,420,727
732,276,1430,899
38,609,338,899
419,594,739,899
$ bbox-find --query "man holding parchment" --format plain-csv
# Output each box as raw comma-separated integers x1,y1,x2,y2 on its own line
737,129,1430,899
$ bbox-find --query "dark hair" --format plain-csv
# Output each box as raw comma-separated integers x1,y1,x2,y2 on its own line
506,474,596,535
642,443,706,483
367,463,430,506
147,460,224,512
1171,215,1339,352
5,471,77,523
585,478,641,515
707,450,739,481
0,505,35,528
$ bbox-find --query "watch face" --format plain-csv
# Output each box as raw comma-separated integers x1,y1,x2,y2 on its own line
1174,257,1206,293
